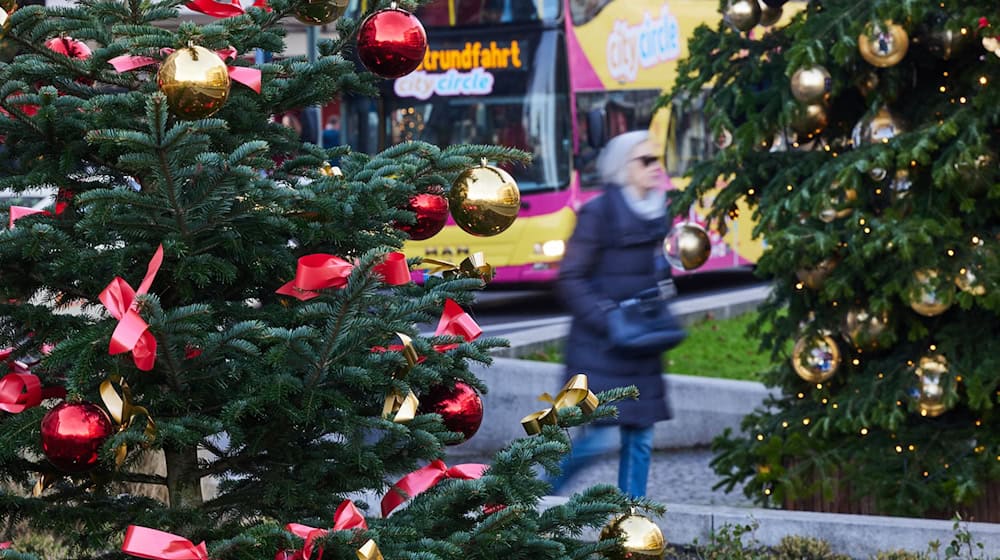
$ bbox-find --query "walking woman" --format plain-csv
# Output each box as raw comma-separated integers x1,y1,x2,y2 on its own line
551,130,674,498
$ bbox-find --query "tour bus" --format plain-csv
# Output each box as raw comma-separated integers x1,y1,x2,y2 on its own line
342,0,769,285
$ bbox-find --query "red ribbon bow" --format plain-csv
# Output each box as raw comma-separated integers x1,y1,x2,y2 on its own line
185,0,269,17
99,245,164,371
381,459,488,517
0,347,66,413
277,252,410,301
0,373,66,413
9,200,68,229
108,48,261,94
433,299,482,351
121,526,209,560
283,500,367,560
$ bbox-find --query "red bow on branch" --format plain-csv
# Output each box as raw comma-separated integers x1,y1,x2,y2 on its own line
121,526,208,560
0,347,66,413
9,200,68,229
283,500,367,560
99,245,164,371
381,459,488,517
108,47,261,94
276,252,410,301
185,0,269,17
433,299,482,351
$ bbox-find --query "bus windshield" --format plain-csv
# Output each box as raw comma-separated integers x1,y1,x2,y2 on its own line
349,29,571,193
348,0,560,27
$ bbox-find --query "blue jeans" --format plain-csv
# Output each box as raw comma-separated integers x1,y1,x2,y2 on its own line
547,424,655,498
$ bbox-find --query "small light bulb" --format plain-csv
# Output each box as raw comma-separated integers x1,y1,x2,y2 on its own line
860,428,869,435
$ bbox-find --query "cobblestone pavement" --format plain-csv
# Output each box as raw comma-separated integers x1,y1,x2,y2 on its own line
548,447,755,508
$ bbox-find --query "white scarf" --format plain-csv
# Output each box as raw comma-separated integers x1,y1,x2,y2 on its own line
621,186,667,221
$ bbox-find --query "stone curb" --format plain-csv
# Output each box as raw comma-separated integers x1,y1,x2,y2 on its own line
538,496,1000,559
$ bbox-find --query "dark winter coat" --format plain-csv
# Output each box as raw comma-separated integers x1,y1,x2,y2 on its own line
558,184,672,428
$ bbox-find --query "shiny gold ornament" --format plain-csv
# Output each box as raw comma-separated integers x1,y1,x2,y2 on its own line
858,20,909,68
294,0,349,25
857,71,879,97
791,333,841,383
851,106,905,147
157,46,231,120
723,0,760,33
924,26,969,60
758,1,781,27
664,222,711,271
789,103,827,137
795,257,837,289
818,183,856,223
448,161,520,237
955,266,986,296
890,168,912,200
913,355,954,417
906,269,954,317
983,36,1000,58
843,307,889,350
0,6,10,41
790,65,831,105
600,513,666,560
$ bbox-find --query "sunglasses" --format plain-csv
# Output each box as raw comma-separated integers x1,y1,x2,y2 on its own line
633,155,660,167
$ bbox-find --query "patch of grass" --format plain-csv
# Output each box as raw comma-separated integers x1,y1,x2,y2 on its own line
523,310,780,382
666,311,775,381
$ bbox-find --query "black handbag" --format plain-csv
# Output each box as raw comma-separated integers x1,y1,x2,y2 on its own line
607,287,687,355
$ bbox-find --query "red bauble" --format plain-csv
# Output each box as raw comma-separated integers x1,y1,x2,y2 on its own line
398,192,449,241
44,36,92,59
418,381,483,443
40,401,114,472
356,7,427,79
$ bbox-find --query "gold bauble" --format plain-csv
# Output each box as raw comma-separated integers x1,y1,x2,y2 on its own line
791,333,841,383
857,71,879,97
600,514,666,560
818,183,857,223
789,103,827,137
448,163,520,237
723,0,761,33
843,307,889,350
790,65,831,105
795,257,837,290
664,222,711,271
924,27,969,60
158,46,231,120
906,269,954,317
858,21,909,68
293,0,349,25
914,355,953,417
851,106,905,147
955,266,986,296
758,2,782,27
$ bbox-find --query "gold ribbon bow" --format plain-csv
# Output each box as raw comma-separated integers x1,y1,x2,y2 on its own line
422,252,495,284
381,333,420,424
100,375,157,466
357,539,383,560
520,374,599,436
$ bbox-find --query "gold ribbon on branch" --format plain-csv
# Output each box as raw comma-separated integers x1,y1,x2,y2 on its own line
356,539,383,560
520,374,599,435
381,333,420,424
100,375,156,466
421,252,495,284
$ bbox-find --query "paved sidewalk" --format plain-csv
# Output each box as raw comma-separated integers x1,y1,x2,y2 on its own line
546,446,754,508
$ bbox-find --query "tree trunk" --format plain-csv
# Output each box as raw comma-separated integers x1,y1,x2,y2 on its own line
164,446,203,508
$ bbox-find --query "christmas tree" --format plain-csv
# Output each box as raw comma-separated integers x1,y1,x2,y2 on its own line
668,0,1000,519
0,0,655,557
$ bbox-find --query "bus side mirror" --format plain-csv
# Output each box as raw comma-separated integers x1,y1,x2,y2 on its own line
586,108,606,149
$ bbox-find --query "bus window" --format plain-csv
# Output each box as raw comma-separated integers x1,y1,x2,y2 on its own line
665,92,716,178
569,0,613,25
348,0,559,26
575,89,661,188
